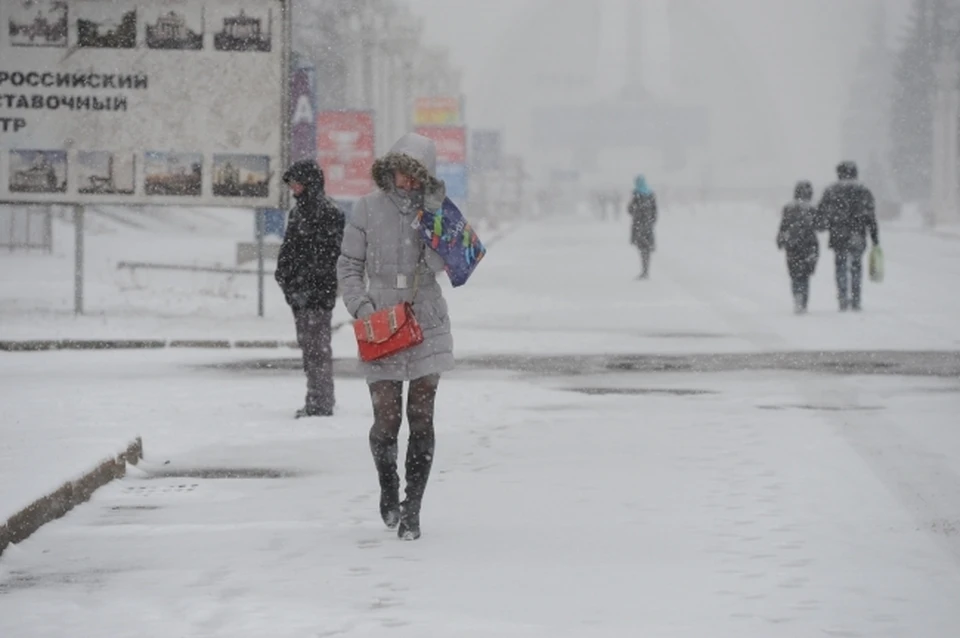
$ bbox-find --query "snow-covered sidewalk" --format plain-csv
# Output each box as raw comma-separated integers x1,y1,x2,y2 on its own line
4,205,959,352
2,353,960,636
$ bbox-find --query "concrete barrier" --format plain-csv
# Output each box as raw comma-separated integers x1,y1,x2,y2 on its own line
0,437,143,557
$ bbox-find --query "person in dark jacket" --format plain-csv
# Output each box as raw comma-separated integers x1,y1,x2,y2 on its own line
816,161,880,311
777,181,820,314
275,160,345,418
628,175,658,279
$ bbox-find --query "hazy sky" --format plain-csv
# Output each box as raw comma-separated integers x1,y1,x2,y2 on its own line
406,0,531,71
406,0,911,189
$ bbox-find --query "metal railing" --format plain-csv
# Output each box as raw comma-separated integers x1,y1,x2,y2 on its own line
117,261,275,276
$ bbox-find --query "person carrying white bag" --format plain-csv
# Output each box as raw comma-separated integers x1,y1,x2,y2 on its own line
816,161,881,312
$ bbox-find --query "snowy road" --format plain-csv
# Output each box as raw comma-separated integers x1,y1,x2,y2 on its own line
2,209,960,636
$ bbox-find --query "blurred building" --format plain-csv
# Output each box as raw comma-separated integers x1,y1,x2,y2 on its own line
292,0,463,155
468,0,875,206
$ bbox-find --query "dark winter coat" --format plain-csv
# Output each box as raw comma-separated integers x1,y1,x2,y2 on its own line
628,192,657,249
777,200,820,280
816,180,879,253
275,161,345,312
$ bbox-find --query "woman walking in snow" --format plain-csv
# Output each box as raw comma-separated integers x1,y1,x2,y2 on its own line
337,132,453,541
776,180,820,314
628,175,658,279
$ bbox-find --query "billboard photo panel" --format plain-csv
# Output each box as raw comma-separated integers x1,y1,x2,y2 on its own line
144,151,202,197
9,150,67,194
77,151,135,195
144,7,205,51
211,6,272,53
9,0,68,48
76,4,137,49
213,154,270,198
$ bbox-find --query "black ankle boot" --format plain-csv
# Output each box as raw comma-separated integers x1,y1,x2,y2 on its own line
369,432,400,529
398,430,435,540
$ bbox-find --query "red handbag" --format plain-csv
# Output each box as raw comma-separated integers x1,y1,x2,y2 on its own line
354,244,429,362
353,302,424,362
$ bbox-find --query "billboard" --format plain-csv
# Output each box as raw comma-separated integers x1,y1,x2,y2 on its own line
415,126,467,165
317,110,375,199
0,0,289,207
413,96,461,126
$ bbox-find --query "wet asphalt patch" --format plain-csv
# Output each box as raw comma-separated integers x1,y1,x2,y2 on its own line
141,468,298,480
205,350,960,379
756,404,885,413
567,387,717,397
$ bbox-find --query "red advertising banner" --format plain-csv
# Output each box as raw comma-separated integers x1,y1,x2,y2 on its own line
317,110,375,198
415,126,467,165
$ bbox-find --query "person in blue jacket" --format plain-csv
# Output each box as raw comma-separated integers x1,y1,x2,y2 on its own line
628,175,658,279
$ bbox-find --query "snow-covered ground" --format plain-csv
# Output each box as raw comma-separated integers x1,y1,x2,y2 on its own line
1,204,959,636
0,207,309,341
2,354,960,636
3,203,959,352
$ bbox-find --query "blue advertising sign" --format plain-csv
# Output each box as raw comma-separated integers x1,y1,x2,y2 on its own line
263,209,286,238
436,163,468,200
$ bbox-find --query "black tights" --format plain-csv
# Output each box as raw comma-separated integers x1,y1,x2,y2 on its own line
369,374,440,441
368,375,440,522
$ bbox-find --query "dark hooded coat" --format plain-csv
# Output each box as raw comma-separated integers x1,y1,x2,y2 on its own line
777,182,820,280
275,160,345,312
816,162,880,252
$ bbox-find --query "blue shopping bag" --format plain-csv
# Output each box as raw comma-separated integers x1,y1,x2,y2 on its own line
415,198,486,287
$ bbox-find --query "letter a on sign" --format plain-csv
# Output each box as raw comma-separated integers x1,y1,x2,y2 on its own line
293,96,313,125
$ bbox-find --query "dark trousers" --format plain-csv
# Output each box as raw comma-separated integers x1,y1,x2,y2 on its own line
786,250,813,311
639,247,651,276
294,307,334,412
790,276,810,310
834,249,863,310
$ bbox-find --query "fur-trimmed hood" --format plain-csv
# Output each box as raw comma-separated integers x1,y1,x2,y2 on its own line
372,133,444,194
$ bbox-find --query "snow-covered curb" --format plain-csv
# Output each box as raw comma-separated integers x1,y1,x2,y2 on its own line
0,437,143,557
0,339,302,352
0,329,364,352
